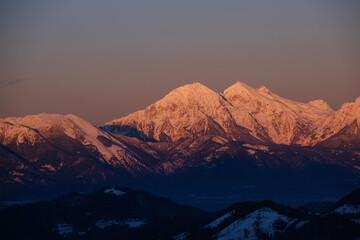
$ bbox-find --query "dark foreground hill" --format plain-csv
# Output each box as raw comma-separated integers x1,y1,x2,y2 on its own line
1,186,360,240
0,186,212,240
188,189,360,240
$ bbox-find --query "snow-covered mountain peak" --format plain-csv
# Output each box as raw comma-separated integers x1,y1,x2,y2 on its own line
2,113,70,129
224,82,275,108
223,81,258,97
336,97,360,122
223,81,282,106
103,82,359,146
108,82,231,126
158,82,223,108
354,96,360,106
1,113,147,171
105,82,263,142
0,113,100,144
2,112,65,121
172,82,209,92
223,82,339,145
340,97,360,111
0,113,95,131
227,81,253,90
308,99,331,108
257,85,274,95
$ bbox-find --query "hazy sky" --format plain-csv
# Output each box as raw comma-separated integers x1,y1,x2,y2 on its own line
1,0,359,125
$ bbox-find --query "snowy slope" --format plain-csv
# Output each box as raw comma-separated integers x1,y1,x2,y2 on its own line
223,82,333,145
334,204,360,215
216,208,295,240
106,83,268,143
0,113,148,173
106,82,359,147
205,210,235,229
1,82,359,189
315,97,360,144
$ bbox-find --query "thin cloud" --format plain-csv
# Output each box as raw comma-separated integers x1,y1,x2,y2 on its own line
0,78,26,86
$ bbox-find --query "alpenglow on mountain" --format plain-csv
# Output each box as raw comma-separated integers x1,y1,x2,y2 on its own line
105,82,360,147
1,82,359,209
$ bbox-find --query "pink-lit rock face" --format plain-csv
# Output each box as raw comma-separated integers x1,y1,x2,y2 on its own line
106,82,266,144
0,113,154,177
105,82,359,147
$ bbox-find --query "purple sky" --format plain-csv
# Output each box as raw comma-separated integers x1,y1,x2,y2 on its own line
1,0,359,125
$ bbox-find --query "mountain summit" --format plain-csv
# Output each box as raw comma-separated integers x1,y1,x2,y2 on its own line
105,82,267,143
223,82,333,145
105,82,358,146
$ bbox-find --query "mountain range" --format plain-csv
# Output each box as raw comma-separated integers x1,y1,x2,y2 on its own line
105,82,360,147
1,82,359,208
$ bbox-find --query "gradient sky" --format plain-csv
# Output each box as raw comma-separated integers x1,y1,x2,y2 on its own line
1,0,359,125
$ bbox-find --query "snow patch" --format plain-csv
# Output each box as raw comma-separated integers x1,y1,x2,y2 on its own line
243,144,269,152
64,127,77,139
295,220,309,230
65,114,146,171
96,219,146,230
53,223,73,236
212,136,228,145
122,219,147,228
335,204,360,214
42,164,55,172
104,187,126,196
205,210,235,229
10,171,24,176
217,208,294,240
247,149,256,155
216,146,229,152
12,177,24,184
173,232,189,240
95,219,121,230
